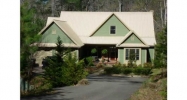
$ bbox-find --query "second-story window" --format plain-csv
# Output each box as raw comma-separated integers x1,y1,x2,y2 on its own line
110,26,116,34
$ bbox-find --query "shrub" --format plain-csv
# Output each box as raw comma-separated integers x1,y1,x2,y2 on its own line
127,61,137,68
43,36,66,87
91,48,97,54
141,68,152,75
86,67,95,74
144,62,153,68
123,68,133,75
104,66,152,75
113,62,122,67
133,67,152,75
101,49,108,55
112,67,122,74
44,36,88,87
104,66,122,74
137,64,142,67
44,56,63,87
61,52,88,86
84,56,94,67
96,62,103,68
133,67,143,75
104,67,113,74
21,76,53,96
122,64,127,68
133,63,138,68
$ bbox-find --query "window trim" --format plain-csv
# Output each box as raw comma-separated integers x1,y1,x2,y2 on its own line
125,48,140,61
110,26,116,34
124,48,142,65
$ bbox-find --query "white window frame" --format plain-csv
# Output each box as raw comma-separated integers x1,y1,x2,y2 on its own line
125,48,140,61
124,47,142,65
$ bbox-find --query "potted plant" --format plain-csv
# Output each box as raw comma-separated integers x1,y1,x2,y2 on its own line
101,49,108,63
91,48,97,55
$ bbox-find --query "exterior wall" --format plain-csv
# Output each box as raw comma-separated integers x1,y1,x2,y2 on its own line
118,48,124,64
41,23,74,44
34,50,53,67
92,15,129,36
122,34,144,44
117,48,154,66
141,49,147,65
124,48,142,65
148,48,154,62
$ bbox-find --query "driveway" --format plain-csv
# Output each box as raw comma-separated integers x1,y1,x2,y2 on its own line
21,74,147,100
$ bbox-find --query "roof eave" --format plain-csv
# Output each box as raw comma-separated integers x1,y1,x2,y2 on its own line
116,45,150,48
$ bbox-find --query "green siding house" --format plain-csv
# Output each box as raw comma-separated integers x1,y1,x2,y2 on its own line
35,11,156,67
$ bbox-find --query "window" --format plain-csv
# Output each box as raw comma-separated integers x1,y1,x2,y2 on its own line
125,49,139,60
110,26,116,34
52,29,56,34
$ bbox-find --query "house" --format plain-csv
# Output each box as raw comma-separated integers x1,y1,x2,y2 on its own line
34,11,156,67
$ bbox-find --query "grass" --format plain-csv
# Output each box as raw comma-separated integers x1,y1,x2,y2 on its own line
129,68,167,100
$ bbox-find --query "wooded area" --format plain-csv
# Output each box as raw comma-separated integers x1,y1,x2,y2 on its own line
21,0,167,33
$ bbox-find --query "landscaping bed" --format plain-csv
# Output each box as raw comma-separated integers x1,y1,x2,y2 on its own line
104,63,153,76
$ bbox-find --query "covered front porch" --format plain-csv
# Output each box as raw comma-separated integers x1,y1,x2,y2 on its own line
79,44,118,63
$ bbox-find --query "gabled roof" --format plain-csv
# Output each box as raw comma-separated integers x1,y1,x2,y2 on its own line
45,11,156,46
80,36,124,44
46,17,60,26
116,31,149,47
117,43,150,47
32,43,81,48
39,20,84,47
89,13,131,37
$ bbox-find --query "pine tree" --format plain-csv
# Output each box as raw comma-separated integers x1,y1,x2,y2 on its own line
20,1,43,92
154,26,167,68
43,36,65,87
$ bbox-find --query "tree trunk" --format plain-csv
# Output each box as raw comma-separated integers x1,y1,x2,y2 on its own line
118,0,122,12
160,2,163,28
164,0,167,25
51,0,55,17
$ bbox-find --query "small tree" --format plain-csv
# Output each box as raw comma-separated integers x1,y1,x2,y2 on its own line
61,52,88,85
44,36,65,87
91,48,97,55
44,36,88,86
20,1,42,92
101,49,108,56
101,49,108,63
154,26,167,68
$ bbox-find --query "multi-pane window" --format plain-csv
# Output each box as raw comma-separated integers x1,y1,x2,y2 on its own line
110,26,116,34
125,49,139,60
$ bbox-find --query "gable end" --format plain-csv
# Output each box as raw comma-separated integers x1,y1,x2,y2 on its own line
90,14,130,37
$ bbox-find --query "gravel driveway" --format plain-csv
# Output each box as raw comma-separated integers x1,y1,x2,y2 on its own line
21,74,147,100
